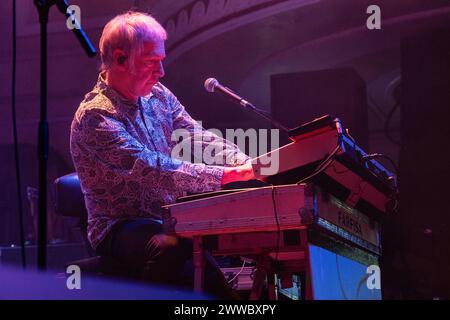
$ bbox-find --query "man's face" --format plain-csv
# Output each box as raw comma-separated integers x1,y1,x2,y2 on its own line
127,39,166,98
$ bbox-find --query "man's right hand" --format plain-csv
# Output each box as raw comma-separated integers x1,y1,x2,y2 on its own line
221,162,256,186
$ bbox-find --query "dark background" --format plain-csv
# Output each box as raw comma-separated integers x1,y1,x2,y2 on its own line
0,0,449,299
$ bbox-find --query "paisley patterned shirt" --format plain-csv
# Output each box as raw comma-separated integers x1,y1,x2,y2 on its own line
70,73,249,249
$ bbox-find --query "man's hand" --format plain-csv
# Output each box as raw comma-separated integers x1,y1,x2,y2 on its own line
221,162,256,186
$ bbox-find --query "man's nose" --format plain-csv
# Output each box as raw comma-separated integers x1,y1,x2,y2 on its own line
155,61,165,78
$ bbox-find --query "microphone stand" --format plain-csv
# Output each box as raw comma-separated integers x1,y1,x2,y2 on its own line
238,99,290,134
218,85,291,134
33,0,96,270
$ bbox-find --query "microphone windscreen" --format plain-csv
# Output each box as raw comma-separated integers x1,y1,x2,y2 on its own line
204,78,218,92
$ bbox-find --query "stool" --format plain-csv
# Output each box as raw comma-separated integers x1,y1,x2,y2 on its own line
53,173,137,278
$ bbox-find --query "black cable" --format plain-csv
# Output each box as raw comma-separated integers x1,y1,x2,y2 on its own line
11,0,27,269
270,185,280,262
362,153,399,182
296,145,341,185
270,184,280,294
335,254,349,300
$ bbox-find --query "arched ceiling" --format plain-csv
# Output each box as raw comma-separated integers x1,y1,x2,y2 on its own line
151,0,450,131
1,0,449,134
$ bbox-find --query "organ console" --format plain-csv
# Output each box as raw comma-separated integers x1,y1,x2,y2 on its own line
163,115,397,300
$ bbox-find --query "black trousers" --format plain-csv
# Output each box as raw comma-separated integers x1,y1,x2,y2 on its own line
96,219,238,299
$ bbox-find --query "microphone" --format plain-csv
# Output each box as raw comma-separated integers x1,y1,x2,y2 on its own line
54,0,97,57
204,78,252,108
204,77,290,133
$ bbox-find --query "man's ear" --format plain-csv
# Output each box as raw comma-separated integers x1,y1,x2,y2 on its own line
112,49,128,71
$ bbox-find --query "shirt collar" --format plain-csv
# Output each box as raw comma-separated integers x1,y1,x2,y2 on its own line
95,72,154,112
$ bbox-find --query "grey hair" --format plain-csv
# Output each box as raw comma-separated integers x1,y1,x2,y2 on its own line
99,11,167,72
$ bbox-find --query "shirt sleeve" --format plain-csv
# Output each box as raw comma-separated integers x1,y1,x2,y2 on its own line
168,91,251,167
72,109,224,196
